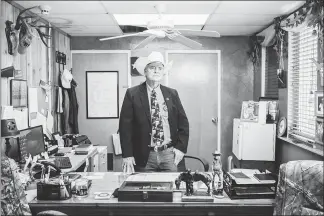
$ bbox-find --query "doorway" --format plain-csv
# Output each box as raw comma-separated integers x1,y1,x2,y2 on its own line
166,51,221,171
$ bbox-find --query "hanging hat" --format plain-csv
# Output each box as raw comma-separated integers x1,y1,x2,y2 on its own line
61,69,73,89
132,51,173,76
18,19,35,55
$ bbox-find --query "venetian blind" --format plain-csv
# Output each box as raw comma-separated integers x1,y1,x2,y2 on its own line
288,27,318,142
265,46,279,98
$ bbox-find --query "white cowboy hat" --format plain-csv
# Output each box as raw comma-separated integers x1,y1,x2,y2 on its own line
132,51,173,76
60,69,73,89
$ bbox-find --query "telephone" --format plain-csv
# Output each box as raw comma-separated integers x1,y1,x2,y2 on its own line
31,161,62,180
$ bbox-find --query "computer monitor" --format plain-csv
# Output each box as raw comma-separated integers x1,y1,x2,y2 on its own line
18,125,46,159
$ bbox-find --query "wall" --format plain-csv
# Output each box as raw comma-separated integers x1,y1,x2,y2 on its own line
1,1,71,157
71,36,254,171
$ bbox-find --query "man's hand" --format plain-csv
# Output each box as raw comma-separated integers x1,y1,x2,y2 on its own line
122,157,136,174
173,148,184,166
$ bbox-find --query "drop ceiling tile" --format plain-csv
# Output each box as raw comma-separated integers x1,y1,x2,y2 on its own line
101,1,220,14
47,14,117,26
204,25,264,36
207,14,274,26
15,1,106,15
215,1,305,15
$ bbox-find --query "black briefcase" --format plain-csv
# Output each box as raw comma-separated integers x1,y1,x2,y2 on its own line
118,181,173,202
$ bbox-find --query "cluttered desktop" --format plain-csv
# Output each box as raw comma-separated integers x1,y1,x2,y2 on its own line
3,124,276,215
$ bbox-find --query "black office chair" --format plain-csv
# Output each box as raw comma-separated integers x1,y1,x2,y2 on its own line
177,155,210,172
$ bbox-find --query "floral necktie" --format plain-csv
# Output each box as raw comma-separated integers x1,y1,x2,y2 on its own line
151,89,164,146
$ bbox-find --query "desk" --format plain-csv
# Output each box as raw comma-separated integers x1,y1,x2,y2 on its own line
55,146,107,173
28,172,275,216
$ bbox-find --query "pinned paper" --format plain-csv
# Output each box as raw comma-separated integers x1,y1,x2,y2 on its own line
1,106,13,119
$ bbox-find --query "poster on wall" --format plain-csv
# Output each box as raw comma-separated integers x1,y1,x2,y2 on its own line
86,71,119,119
10,79,27,108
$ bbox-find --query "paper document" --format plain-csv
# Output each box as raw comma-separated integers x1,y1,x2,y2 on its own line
1,106,13,119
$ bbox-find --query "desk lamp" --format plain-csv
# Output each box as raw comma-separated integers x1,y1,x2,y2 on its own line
1,119,20,156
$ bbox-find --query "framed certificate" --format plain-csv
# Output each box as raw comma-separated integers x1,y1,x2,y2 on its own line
86,71,119,119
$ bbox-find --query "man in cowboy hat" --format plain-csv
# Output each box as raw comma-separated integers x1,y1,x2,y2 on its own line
119,51,189,173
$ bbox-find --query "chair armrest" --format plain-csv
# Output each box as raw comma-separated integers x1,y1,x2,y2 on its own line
184,155,209,172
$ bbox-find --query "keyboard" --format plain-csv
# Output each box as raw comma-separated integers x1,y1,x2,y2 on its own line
54,157,72,169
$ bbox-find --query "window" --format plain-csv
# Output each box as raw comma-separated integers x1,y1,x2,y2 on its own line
264,45,279,98
288,27,318,142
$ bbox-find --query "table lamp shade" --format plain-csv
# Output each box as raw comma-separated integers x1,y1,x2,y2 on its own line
1,119,20,137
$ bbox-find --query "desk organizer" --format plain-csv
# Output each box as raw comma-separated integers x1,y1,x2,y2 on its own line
37,180,72,200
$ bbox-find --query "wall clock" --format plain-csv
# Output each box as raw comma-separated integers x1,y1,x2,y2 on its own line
277,117,287,137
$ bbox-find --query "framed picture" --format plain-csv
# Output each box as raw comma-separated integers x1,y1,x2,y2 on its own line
131,57,143,76
86,71,119,119
10,79,27,108
52,132,64,148
52,132,61,140
240,101,259,122
315,117,323,145
315,91,323,117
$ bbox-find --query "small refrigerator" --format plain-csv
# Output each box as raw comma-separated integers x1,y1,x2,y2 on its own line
232,118,276,161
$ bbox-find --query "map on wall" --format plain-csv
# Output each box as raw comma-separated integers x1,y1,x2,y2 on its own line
86,71,119,119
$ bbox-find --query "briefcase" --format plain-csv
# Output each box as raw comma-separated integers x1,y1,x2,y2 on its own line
118,181,173,202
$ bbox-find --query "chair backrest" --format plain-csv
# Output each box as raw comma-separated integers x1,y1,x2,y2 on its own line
177,155,209,172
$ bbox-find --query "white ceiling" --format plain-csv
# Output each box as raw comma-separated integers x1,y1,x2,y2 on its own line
14,1,305,37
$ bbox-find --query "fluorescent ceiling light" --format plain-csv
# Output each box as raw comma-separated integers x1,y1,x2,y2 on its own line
113,14,209,26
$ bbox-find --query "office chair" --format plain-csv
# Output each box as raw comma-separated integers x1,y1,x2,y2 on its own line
36,210,68,216
177,155,210,172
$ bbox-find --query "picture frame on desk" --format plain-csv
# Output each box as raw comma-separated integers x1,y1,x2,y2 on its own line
315,91,323,117
315,117,323,145
10,79,27,108
52,132,64,148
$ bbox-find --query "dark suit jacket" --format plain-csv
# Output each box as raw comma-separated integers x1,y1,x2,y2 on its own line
119,82,189,167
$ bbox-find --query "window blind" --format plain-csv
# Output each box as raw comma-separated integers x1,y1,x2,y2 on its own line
265,45,279,98
288,28,318,142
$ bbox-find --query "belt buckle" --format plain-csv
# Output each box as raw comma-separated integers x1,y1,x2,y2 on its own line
154,146,158,152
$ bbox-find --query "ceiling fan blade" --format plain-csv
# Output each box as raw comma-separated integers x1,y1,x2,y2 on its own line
175,29,221,38
133,35,157,50
170,34,202,49
99,32,147,41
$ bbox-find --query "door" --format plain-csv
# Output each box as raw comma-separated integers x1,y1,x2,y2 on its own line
167,52,219,171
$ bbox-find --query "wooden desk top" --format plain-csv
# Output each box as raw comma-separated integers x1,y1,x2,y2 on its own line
29,172,275,207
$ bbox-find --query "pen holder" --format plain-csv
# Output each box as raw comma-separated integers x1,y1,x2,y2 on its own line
37,180,72,200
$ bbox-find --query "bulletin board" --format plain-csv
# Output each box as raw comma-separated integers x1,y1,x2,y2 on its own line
86,71,119,119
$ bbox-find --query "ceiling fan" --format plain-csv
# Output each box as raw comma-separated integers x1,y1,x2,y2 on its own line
99,4,221,49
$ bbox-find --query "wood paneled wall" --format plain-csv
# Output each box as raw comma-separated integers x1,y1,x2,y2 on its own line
1,1,71,134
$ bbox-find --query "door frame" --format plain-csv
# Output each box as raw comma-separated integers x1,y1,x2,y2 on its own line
71,50,132,88
165,50,222,152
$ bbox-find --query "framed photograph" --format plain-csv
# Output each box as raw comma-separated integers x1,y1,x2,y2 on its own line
86,71,119,119
52,132,64,148
315,118,323,145
240,101,259,122
315,91,323,117
10,79,27,108
52,132,61,141
131,57,143,76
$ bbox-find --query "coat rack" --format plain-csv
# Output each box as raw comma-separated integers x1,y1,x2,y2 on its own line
56,51,66,71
